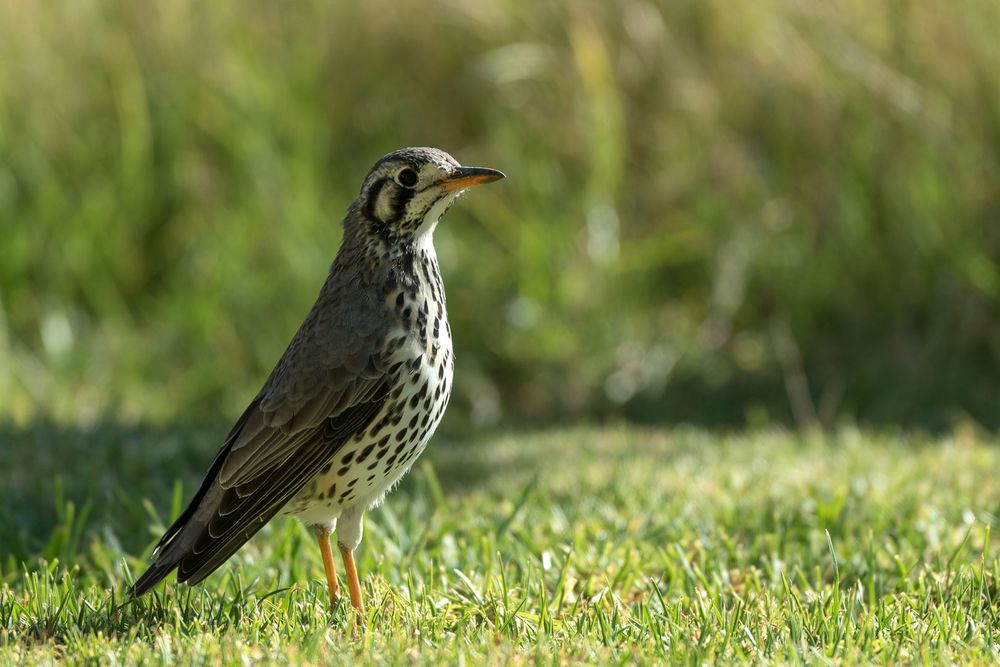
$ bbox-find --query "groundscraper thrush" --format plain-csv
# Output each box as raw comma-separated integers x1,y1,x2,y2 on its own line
131,147,505,614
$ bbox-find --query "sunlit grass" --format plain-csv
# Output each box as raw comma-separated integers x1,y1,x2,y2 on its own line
3,426,1000,663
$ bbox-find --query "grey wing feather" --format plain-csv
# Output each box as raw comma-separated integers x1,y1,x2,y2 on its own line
130,268,414,596
220,282,392,486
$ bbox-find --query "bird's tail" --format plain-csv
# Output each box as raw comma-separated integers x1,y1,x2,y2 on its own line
129,398,263,598
129,505,204,597
129,459,227,597
130,553,183,597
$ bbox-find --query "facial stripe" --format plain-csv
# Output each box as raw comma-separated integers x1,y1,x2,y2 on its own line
365,177,390,223
390,187,416,225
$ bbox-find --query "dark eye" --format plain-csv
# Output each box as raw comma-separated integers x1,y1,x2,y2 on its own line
397,168,418,188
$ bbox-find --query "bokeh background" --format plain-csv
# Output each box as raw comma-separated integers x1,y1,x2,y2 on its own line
2,0,999,434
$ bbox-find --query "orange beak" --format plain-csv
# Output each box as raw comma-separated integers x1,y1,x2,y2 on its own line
440,166,506,193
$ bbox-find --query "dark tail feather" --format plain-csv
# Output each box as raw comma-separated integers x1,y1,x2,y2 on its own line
129,497,207,598
130,555,183,597
128,470,219,598
129,400,262,598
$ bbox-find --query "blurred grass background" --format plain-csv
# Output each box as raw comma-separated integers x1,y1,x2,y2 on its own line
1,0,998,432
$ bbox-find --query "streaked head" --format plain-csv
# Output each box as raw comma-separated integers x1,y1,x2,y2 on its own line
348,147,504,243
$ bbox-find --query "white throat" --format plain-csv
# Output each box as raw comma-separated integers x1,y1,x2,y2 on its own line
414,191,461,251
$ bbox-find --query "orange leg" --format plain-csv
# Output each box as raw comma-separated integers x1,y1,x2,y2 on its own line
314,525,340,607
338,544,365,616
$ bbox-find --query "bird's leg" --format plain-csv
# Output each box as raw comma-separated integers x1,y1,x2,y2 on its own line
335,506,365,617
338,544,364,615
314,524,340,607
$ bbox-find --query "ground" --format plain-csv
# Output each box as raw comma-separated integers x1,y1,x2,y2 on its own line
2,425,999,664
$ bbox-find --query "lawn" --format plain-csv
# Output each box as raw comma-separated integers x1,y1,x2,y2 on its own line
2,425,999,664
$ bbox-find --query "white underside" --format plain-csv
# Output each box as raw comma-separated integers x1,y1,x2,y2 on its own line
293,352,451,549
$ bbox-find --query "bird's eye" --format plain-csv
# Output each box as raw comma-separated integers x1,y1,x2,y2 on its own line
397,168,418,188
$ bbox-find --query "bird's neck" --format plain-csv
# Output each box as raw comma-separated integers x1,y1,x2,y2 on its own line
334,222,440,289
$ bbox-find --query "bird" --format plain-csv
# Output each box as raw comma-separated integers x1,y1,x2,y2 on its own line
130,147,504,616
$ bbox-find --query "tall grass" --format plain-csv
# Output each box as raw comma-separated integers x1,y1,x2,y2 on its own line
1,0,998,429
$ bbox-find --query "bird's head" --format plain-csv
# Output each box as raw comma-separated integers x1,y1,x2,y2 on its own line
346,147,504,246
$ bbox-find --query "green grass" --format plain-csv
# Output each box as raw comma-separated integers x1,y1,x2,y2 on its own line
3,425,1000,664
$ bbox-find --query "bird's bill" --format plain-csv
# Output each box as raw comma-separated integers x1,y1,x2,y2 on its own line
440,166,506,192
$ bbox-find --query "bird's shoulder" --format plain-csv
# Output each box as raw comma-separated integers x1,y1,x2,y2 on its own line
258,261,400,421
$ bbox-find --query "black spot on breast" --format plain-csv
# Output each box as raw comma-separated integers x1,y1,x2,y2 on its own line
396,292,404,309
347,477,358,487
341,451,355,465
327,483,337,496
395,428,409,442
357,443,376,462
338,465,351,476
320,462,332,475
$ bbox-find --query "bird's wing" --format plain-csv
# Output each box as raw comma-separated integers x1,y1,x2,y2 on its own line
131,272,413,594
176,375,393,585
212,274,414,489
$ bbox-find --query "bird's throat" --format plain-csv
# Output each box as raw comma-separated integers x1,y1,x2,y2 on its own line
413,191,461,249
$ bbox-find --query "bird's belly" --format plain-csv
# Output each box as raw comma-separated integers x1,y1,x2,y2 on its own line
282,346,453,526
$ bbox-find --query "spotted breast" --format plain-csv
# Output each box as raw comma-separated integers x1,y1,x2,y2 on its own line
282,241,453,544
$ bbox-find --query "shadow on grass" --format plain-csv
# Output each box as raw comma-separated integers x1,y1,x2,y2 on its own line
0,419,227,563
0,418,542,566
5,397,990,569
